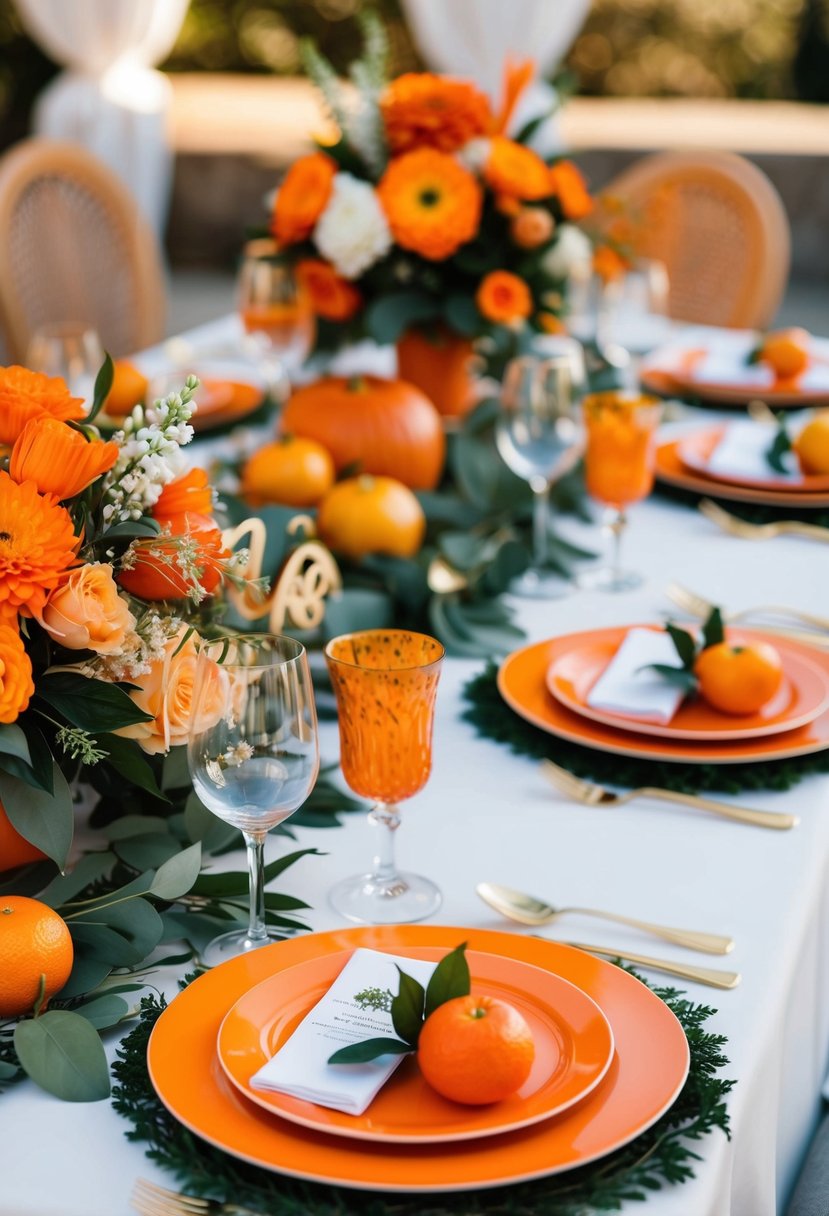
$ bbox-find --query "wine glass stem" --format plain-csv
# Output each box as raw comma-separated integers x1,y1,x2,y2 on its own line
609,508,628,582
243,829,268,944
532,482,550,570
368,803,402,886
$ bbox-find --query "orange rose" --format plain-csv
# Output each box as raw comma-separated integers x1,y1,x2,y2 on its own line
117,512,228,602
548,161,594,221
10,417,118,499
476,270,533,324
510,207,555,249
153,469,213,519
41,563,135,655
0,622,34,724
118,628,226,754
296,259,362,322
0,366,86,446
271,153,336,246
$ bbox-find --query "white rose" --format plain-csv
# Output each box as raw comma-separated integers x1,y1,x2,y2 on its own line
313,173,392,279
541,224,593,280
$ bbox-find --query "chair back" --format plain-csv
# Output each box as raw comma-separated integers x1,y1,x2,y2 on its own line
601,150,790,329
0,138,166,363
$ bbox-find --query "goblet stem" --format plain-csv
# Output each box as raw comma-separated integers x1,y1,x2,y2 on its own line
244,829,269,944
367,803,406,897
609,508,627,586
531,479,550,570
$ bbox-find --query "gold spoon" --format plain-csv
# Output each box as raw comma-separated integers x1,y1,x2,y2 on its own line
476,881,734,954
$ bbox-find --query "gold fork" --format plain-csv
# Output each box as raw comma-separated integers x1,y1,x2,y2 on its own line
541,759,798,830
131,1178,259,1216
700,498,829,544
666,581,829,636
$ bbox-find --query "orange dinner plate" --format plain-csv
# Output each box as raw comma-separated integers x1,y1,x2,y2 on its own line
191,375,264,432
655,439,829,507
217,948,614,1144
641,347,829,408
677,426,829,494
147,926,690,1192
545,627,829,742
499,628,829,764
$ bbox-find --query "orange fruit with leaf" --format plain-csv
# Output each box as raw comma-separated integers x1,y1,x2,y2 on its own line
417,994,535,1105
793,412,829,475
759,328,810,380
317,475,426,560
0,896,74,1017
694,641,783,717
241,436,335,507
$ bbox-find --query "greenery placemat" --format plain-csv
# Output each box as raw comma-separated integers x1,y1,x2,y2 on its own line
655,480,829,528
112,977,732,1216
463,663,829,794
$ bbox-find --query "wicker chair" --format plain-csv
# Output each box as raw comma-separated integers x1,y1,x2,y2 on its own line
0,138,166,363
600,150,791,329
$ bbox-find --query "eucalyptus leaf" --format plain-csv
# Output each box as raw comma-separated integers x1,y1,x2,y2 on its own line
104,815,169,841
73,994,130,1031
391,968,425,1047
161,747,191,792
327,1038,411,1065
98,734,167,801
14,1010,110,1101
0,860,56,898
69,896,163,966
0,1059,19,1080
184,793,241,853
443,294,481,337
55,956,113,1001
364,291,438,345
113,833,182,872
639,664,699,693
190,848,320,897
37,673,152,732
766,423,793,474
438,532,486,572
0,764,73,869
424,942,470,1018
149,843,202,901
39,852,117,909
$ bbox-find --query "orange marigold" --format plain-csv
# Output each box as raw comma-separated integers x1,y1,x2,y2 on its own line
0,622,34,724
10,417,117,499
0,366,85,446
378,149,482,261
296,258,362,321
0,472,79,617
154,469,214,519
381,73,492,154
485,137,552,201
271,152,336,246
476,271,533,324
548,161,594,221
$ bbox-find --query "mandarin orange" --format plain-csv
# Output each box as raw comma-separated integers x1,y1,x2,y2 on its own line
793,412,829,475
0,896,74,1017
759,328,810,380
317,475,425,560
417,994,535,1105
694,641,783,716
241,436,335,507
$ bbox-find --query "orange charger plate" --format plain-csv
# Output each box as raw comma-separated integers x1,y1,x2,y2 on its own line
655,438,829,507
147,926,690,1193
545,627,829,742
676,426,829,494
641,347,829,408
191,376,264,432
499,627,829,763
217,947,614,1144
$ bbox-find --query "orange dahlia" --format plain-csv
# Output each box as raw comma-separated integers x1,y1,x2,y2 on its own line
548,161,594,221
476,271,533,324
10,417,117,499
381,73,492,154
153,469,214,519
0,622,34,724
484,137,552,201
271,152,336,246
0,472,79,617
296,259,362,321
0,366,86,446
378,149,482,261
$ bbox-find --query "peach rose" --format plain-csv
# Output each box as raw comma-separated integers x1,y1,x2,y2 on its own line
119,628,227,755
41,563,135,655
0,622,34,723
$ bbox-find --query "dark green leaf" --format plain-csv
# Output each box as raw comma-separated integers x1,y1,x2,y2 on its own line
37,674,152,732
55,956,113,1001
103,815,169,841
112,833,181,871
100,518,161,541
424,942,470,1018
701,606,725,650
0,764,73,869
14,1010,110,1101
85,353,115,424
364,292,439,345
327,1038,411,1065
443,294,481,337
161,747,191,792
39,852,117,908
321,589,394,640
189,848,320,897
69,897,163,965
98,734,167,801
0,860,56,897
639,664,699,693
183,793,241,853
665,623,697,670
766,423,793,474
391,968,425,1047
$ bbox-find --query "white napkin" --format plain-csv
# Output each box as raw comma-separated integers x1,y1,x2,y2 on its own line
642,327,829,392
250,947,437,1116
587,628,687,725
701,420,804,485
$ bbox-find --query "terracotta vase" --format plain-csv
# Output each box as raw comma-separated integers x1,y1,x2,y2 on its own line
395,327,478,421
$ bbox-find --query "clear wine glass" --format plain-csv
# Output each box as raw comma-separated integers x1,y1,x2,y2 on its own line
187,635,320,966
599,257,672,385
26,323,105,407
495,354,585,598
236,238,315,399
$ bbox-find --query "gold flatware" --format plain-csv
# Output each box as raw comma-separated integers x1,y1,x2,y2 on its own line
542,759,798,830
477,881,733,954
426,554,468,594
665,581,829,635
558,940,741,990
132,1178,258,1216
700,498,829,544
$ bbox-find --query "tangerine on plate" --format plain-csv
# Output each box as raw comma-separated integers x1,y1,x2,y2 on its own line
793,412,829,475
0,896,74,1017
694,641,784,717
417,994,535,1105
759,328,810,380
241,436,335,507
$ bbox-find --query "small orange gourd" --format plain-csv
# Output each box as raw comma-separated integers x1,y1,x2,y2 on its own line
316,475,426,560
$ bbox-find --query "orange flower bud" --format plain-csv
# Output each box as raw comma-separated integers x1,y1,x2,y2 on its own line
511,207,555,249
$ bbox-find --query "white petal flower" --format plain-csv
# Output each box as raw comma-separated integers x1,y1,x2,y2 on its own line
313,172,392,279
541,224,593,280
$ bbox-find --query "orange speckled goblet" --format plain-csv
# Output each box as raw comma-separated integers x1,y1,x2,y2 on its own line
325,629,444,924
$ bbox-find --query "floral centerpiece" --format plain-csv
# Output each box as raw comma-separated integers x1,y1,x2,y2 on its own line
263,15,595,415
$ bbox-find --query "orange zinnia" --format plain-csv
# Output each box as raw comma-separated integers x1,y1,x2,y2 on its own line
271,152,336,246
296,259,362,321
485,137,552,201
378,149,482,261
10,417,117,499
476,270,533,324
381,73,492,154
0,621,34,724
0,472,79,617
153,469,214,519
0,366,86,446
548,161,594,221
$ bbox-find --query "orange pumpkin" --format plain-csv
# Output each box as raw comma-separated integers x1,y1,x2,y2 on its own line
242,436,335,507
280,375,445,491
317,475,426,560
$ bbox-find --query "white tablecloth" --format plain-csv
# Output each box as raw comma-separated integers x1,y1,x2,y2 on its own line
3,318,829,1216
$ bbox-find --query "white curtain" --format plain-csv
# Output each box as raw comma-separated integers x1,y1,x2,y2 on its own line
12,0,190,237
401,0,591,154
